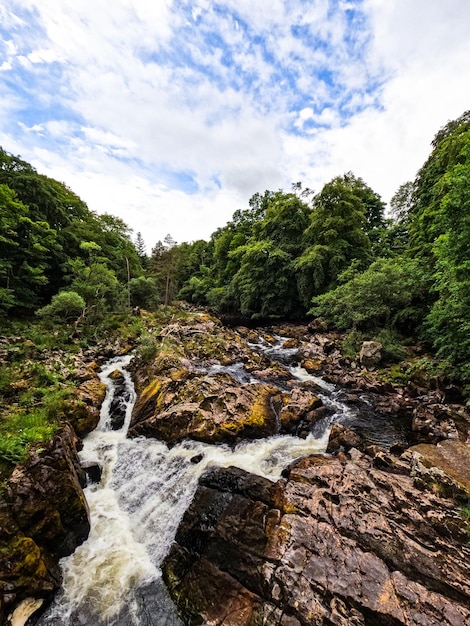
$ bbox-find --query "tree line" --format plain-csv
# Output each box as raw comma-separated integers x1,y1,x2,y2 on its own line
1,110,469,388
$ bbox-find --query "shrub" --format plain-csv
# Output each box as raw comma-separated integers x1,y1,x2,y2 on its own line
36,290,85,322
310,257,428,331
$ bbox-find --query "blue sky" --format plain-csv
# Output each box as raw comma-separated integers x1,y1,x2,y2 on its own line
1,1,469,249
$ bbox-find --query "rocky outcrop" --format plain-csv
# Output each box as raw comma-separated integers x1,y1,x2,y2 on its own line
130,370,283,443
359,340,383,369
163,450,470,626
64,375,106,438
406,439,470,501
130,367,325,445
0,425,90,624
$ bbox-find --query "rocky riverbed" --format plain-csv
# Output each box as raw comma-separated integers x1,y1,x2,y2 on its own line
1,309,470,625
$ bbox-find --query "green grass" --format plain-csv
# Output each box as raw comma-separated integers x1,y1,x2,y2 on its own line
0,305,203,472
0,409,58,465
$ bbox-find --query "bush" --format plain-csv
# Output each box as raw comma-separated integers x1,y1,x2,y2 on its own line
36,290,85,322
310,257,427,331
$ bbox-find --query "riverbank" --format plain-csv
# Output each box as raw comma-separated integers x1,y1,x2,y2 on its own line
1,307,469,625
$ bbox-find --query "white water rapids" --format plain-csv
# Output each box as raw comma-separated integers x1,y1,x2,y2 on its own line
38,345,356,625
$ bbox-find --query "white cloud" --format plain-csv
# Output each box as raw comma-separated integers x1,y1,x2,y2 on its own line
0,0,469,250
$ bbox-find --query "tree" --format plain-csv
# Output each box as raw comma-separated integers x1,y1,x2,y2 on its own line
294,174,373,306
0,183,59,312
310,257,428,331
36,290,85,322
229,240,297,318
424,142,470,382
150,234,178,305
135,232,148,268
408,110,470,261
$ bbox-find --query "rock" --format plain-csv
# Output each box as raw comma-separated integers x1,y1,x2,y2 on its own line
130,372,282,444
300,358,322,373
406,440,470,501
163,454,470,626
412,403,461,444
66,377,106,438
0,424,90,620
359,341,383,369
281,338,299,349
81,462,102,485
326,423,363,452
108,371,132,431
307,318,328,332
9,597,44,626
279,388,324,435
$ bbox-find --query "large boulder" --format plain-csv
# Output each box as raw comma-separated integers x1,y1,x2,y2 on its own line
130,371,283,444
0,424,90,622
163,451,470,626
406,439,470,501
359,341,383,369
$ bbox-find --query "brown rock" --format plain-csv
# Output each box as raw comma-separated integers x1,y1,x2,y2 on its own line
300,358,322,373
279,388,323,434
0,424,90,620
163,453,470,626
359,340,383,369
412,403,461,444
326,423,363,452
406,440,470,501
65,376,106,437
130,372,282,444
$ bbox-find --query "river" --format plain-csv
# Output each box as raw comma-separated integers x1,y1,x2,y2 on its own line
37,335,407,625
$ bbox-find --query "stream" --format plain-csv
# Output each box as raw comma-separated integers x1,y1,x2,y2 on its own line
37,336,408,625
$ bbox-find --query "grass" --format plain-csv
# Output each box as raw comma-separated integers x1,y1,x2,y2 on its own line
0,409,57,465
0,306,180,472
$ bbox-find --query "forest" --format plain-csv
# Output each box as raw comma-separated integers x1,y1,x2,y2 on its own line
1,110,470,391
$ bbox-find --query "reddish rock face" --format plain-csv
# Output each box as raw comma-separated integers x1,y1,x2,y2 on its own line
163,451,470,626
0,425,90,621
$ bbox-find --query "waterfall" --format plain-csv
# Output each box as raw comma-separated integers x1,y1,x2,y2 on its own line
38,345,355,625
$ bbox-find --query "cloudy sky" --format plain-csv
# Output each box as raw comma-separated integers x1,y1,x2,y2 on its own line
1,1,469,250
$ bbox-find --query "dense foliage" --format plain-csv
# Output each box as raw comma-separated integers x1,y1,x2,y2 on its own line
168,111,470,388
2,109,470,390
0,149,146,319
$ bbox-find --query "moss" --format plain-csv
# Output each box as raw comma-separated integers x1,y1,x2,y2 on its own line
245,386,278,429
9,536,48,579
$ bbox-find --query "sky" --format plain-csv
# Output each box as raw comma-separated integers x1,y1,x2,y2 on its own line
0,1,469,251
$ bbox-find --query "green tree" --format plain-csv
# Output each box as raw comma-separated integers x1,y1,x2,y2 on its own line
408,110,470,261
0,183,59,312
294,174,373,306
135,232,148,268
150,234,179,305
36,290,85,322
424,143,470,382
229,240,297,318
310,257,428,331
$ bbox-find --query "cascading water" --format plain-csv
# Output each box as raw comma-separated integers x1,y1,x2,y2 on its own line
37,340,359,625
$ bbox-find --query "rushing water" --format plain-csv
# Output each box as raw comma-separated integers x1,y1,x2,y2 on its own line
37,336,399,625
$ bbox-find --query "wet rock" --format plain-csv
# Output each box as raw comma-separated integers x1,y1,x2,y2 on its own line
279,387,323,435
0,424,90,621
82,462,102,485
109,371,131,430
300,357,322,373
326,423,363,452
66,376,106,438
190,454,204,464
163,453,470,626
359,340,383,369
130,372,282,444
281,338,299,349
412,403,461,443
406,440,470,501
307,317,328,332
8,597,44,626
